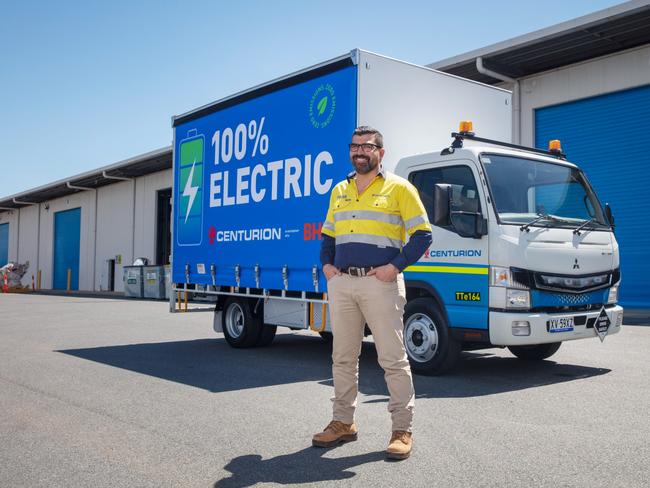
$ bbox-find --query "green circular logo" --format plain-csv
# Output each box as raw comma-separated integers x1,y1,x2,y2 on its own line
309,83,336,128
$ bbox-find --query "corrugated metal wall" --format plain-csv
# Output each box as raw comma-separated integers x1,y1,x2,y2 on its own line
535,84,650,308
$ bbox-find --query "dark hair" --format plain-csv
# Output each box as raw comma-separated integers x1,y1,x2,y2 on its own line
353,126,383,148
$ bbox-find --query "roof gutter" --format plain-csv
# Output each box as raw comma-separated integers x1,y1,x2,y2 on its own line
66,182,94,191
13,198,38,206
102,171,133,182
476,57,521,144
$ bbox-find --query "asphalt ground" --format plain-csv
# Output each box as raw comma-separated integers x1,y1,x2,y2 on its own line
0,294,648,488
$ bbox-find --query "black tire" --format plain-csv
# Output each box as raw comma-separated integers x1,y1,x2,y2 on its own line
403,297,460,375
508,342,562,360
221,297,263,348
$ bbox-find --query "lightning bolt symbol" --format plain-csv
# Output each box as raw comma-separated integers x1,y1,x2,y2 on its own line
183,159,199,223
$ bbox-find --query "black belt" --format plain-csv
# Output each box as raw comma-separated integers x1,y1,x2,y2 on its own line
341,266,373,277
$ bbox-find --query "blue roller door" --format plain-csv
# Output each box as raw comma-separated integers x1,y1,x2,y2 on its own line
535,84,650,308
53,208,81,290
0,223,8,267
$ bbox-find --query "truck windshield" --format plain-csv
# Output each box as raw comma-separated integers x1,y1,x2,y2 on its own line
480,153,609,229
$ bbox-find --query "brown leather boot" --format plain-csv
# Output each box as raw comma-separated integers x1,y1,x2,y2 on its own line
312,420,358,448
386,431,412,459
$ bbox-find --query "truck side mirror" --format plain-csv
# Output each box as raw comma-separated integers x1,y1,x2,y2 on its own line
434,183,487,238
433,184,452,226
605,203,615,229
451,212,487,239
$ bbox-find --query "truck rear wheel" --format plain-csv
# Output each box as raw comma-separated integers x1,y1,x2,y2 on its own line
222,297,263,348
508,342,562,360
403,298,460,375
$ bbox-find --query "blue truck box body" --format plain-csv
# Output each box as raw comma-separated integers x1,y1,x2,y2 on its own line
172,63,357,291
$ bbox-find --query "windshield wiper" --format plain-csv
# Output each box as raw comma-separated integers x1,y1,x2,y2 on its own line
573,218,599,235
520,213,571,232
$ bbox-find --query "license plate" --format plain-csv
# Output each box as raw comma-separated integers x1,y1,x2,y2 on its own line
547,316,574,333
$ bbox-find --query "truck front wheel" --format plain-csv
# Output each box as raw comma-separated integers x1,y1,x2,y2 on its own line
508,342,562,360
403,298,460,375
222,297,263,348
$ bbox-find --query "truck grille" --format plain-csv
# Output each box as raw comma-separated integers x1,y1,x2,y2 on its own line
512,267,619,294
530,288,608,311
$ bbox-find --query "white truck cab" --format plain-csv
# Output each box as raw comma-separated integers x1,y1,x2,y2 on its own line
396,123,623,371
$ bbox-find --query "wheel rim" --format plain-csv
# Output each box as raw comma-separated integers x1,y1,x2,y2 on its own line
225,302,245,339
404,312,439,362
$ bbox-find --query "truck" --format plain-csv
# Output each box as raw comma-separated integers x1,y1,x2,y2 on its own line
170,49,623,374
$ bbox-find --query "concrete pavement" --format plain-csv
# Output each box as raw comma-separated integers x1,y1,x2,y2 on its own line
1,294,648,487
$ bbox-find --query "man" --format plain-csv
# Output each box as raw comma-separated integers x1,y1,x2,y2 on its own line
312,126,432,460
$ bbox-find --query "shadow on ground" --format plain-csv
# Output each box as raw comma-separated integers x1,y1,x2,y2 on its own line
58,333,610,399
213,447,387,487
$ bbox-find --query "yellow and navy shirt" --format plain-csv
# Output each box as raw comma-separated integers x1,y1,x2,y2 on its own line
320,169,432,271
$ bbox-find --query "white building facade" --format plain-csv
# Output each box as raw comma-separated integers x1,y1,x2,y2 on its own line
0,149,172,292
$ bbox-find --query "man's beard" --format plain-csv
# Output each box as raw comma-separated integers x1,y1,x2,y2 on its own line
353,156,376,175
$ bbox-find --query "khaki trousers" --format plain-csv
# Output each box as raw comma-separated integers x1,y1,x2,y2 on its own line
327,273,414,432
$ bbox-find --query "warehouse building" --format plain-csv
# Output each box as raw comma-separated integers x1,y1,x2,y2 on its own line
0,148,172,293
1,1,648,307
429,0,650,307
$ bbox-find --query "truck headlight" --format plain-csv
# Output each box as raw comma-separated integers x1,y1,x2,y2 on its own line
506,289,530,309
491,266,511,287
491,266,528,289
607,285,619,304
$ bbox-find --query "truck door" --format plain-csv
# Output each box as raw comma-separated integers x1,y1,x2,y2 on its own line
407,161,490,331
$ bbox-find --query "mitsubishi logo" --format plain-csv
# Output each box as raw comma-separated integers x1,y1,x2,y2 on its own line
573,258,580,270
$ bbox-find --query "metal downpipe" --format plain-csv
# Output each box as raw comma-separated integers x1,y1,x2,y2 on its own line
476,57,521,144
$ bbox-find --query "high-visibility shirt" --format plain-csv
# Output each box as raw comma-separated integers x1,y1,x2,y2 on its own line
320,169,432,271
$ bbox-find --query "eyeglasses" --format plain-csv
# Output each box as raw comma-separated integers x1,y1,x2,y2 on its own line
349,143,381,153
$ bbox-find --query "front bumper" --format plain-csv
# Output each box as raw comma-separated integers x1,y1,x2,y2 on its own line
489,305,623,346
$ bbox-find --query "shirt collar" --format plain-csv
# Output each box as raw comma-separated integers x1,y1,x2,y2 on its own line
346,165,386,182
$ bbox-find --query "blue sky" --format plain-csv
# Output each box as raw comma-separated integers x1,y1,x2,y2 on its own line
0,0,624,197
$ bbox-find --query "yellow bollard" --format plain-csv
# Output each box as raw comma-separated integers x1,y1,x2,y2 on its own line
184,290,188,312
37,270,41,290
177,290,181,310
66,269,71,291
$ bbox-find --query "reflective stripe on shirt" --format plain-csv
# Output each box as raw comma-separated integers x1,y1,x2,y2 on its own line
334,210,403,226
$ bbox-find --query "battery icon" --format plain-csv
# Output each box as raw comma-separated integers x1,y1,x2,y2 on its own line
177,129,204,246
